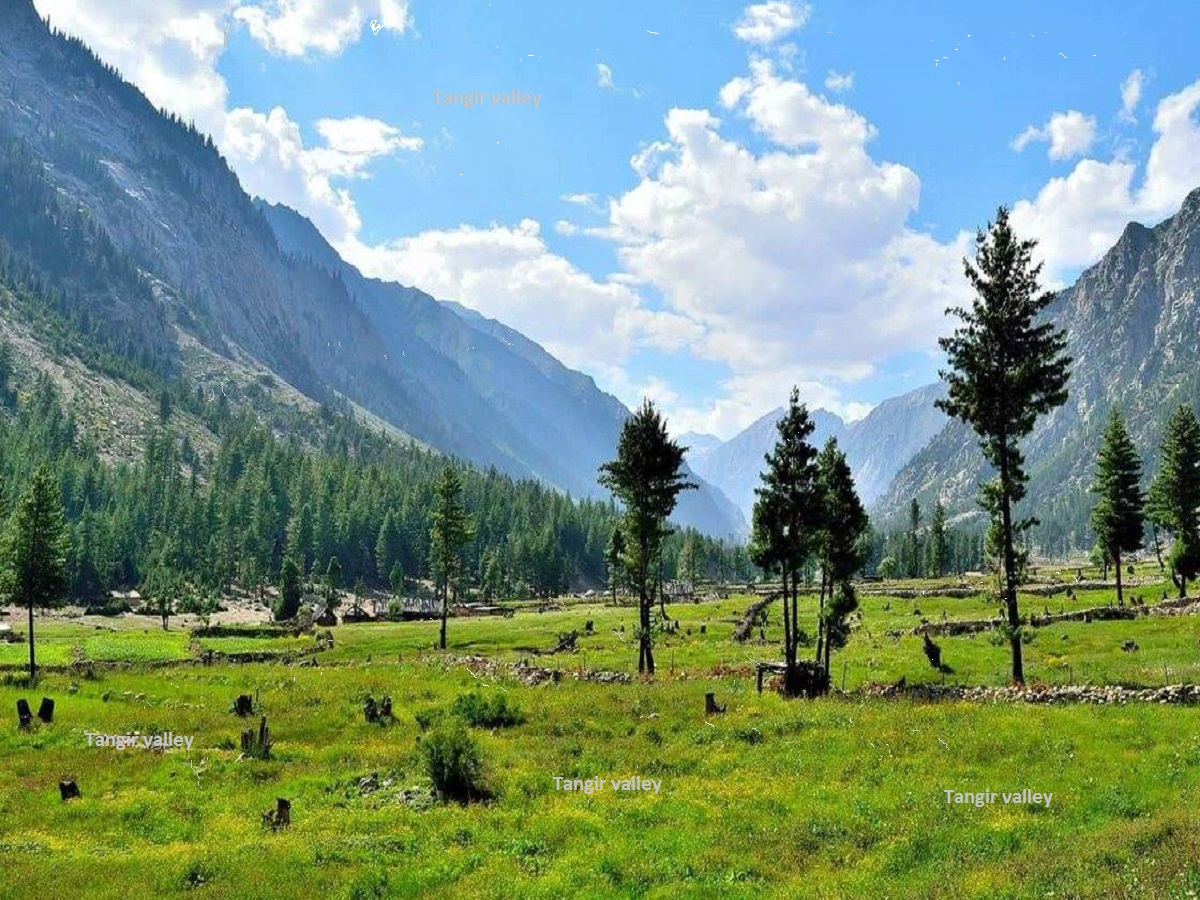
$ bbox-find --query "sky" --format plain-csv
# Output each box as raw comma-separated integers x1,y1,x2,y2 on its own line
29,0,1200,440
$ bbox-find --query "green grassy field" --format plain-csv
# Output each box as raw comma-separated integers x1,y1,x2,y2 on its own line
2,579,1200,898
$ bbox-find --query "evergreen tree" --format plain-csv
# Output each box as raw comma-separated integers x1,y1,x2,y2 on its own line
926,501,948,578
676,529,701,584
752,388,821,693
907,498,922,578
285,502,314,575
429,465,475,650
1147,405,1200,598
389,561,405,599
598,400,695,674
605,525,626,606
937,206,1071,684
275,557,302,621
4,465,69,679
814,438,868,677
1090,410,1145,606
324,556,342,610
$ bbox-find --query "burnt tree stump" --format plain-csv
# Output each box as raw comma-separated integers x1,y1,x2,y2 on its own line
37,697,54,723
262,797,291,829
241,716,272,759
233,694,253,717
380,696,392,719
705,692,727,715
17,699,32,728
363,696,379,723
59,780,80,801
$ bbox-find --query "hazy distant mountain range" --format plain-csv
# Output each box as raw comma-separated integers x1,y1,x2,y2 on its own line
683,384,948,524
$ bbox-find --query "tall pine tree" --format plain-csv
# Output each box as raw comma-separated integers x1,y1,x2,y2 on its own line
937,206,1071,684
429,465,475,650
1090,410,1144,606
1147,405,1200,598
4,465,69,680
599,400,695,674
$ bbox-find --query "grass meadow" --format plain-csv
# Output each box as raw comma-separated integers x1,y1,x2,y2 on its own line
2,577,1200,898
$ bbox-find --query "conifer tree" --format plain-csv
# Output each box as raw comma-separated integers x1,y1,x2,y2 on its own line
1090,410,1145,606
937,206,1071,684
605,525,626,606
429,465,475,650
599,400,695,674
926,501,948,578
814,438,868,677
275,557,302,621
752,389,822,693
4,465,69,680
1147,405,1200,598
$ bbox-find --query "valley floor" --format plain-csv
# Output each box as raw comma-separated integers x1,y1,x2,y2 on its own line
3,579,1200,898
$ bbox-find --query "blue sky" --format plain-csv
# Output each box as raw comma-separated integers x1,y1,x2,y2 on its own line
35,0,1200,438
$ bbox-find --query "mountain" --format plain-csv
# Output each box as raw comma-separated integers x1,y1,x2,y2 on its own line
876,189,1200,552
0,1,743,538
686,407,846,521
686,386,948,523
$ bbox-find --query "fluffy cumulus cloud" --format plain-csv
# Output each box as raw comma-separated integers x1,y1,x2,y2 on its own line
340,221,703,373
596,57,973,435
1011,79,1200,284
234,0,411,57
732,1,810,46
1012,110,1097,161
224,109,419,242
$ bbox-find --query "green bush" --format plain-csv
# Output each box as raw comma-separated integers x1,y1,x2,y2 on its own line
421,724,489,804
451,691,524,728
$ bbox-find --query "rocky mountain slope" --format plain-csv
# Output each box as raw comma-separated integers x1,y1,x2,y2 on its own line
876,189,1200,551
0,0,744,537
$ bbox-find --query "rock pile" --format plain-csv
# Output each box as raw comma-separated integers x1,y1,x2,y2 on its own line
860,682,1200,705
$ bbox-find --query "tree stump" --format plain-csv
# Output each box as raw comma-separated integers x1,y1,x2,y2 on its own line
363,696,379,723
380,696,392,719
585,620,594,634
699,624,706,634
59,780,80,801
705,692,726,715
241,716,272,759
922,633,943,670
233,694,253,717
262,797,291,829
37,697,54,723
17,699,32,728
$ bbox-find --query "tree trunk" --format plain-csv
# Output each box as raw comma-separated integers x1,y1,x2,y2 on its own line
640,586,654,675
997,445,1024,685
439,582,448,650
780,566,792,670
1114,549,1123,606
27,599,35,682
1151,524,1165,572
815,567,827,665
657,551,667,621
790,564,800,671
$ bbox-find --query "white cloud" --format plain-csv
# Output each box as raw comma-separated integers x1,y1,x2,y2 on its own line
600,57,972,435
597,63,614,89
234,0,411,57
733,1,810,46
223,108,419,242
1011,110,1097,161
1010,78,1200,284
824,70,854,92
1120,69,1145,122
339,220,703,376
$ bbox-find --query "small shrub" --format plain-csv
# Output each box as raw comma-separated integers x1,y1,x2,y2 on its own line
421,724,489,804
451,691,524,728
